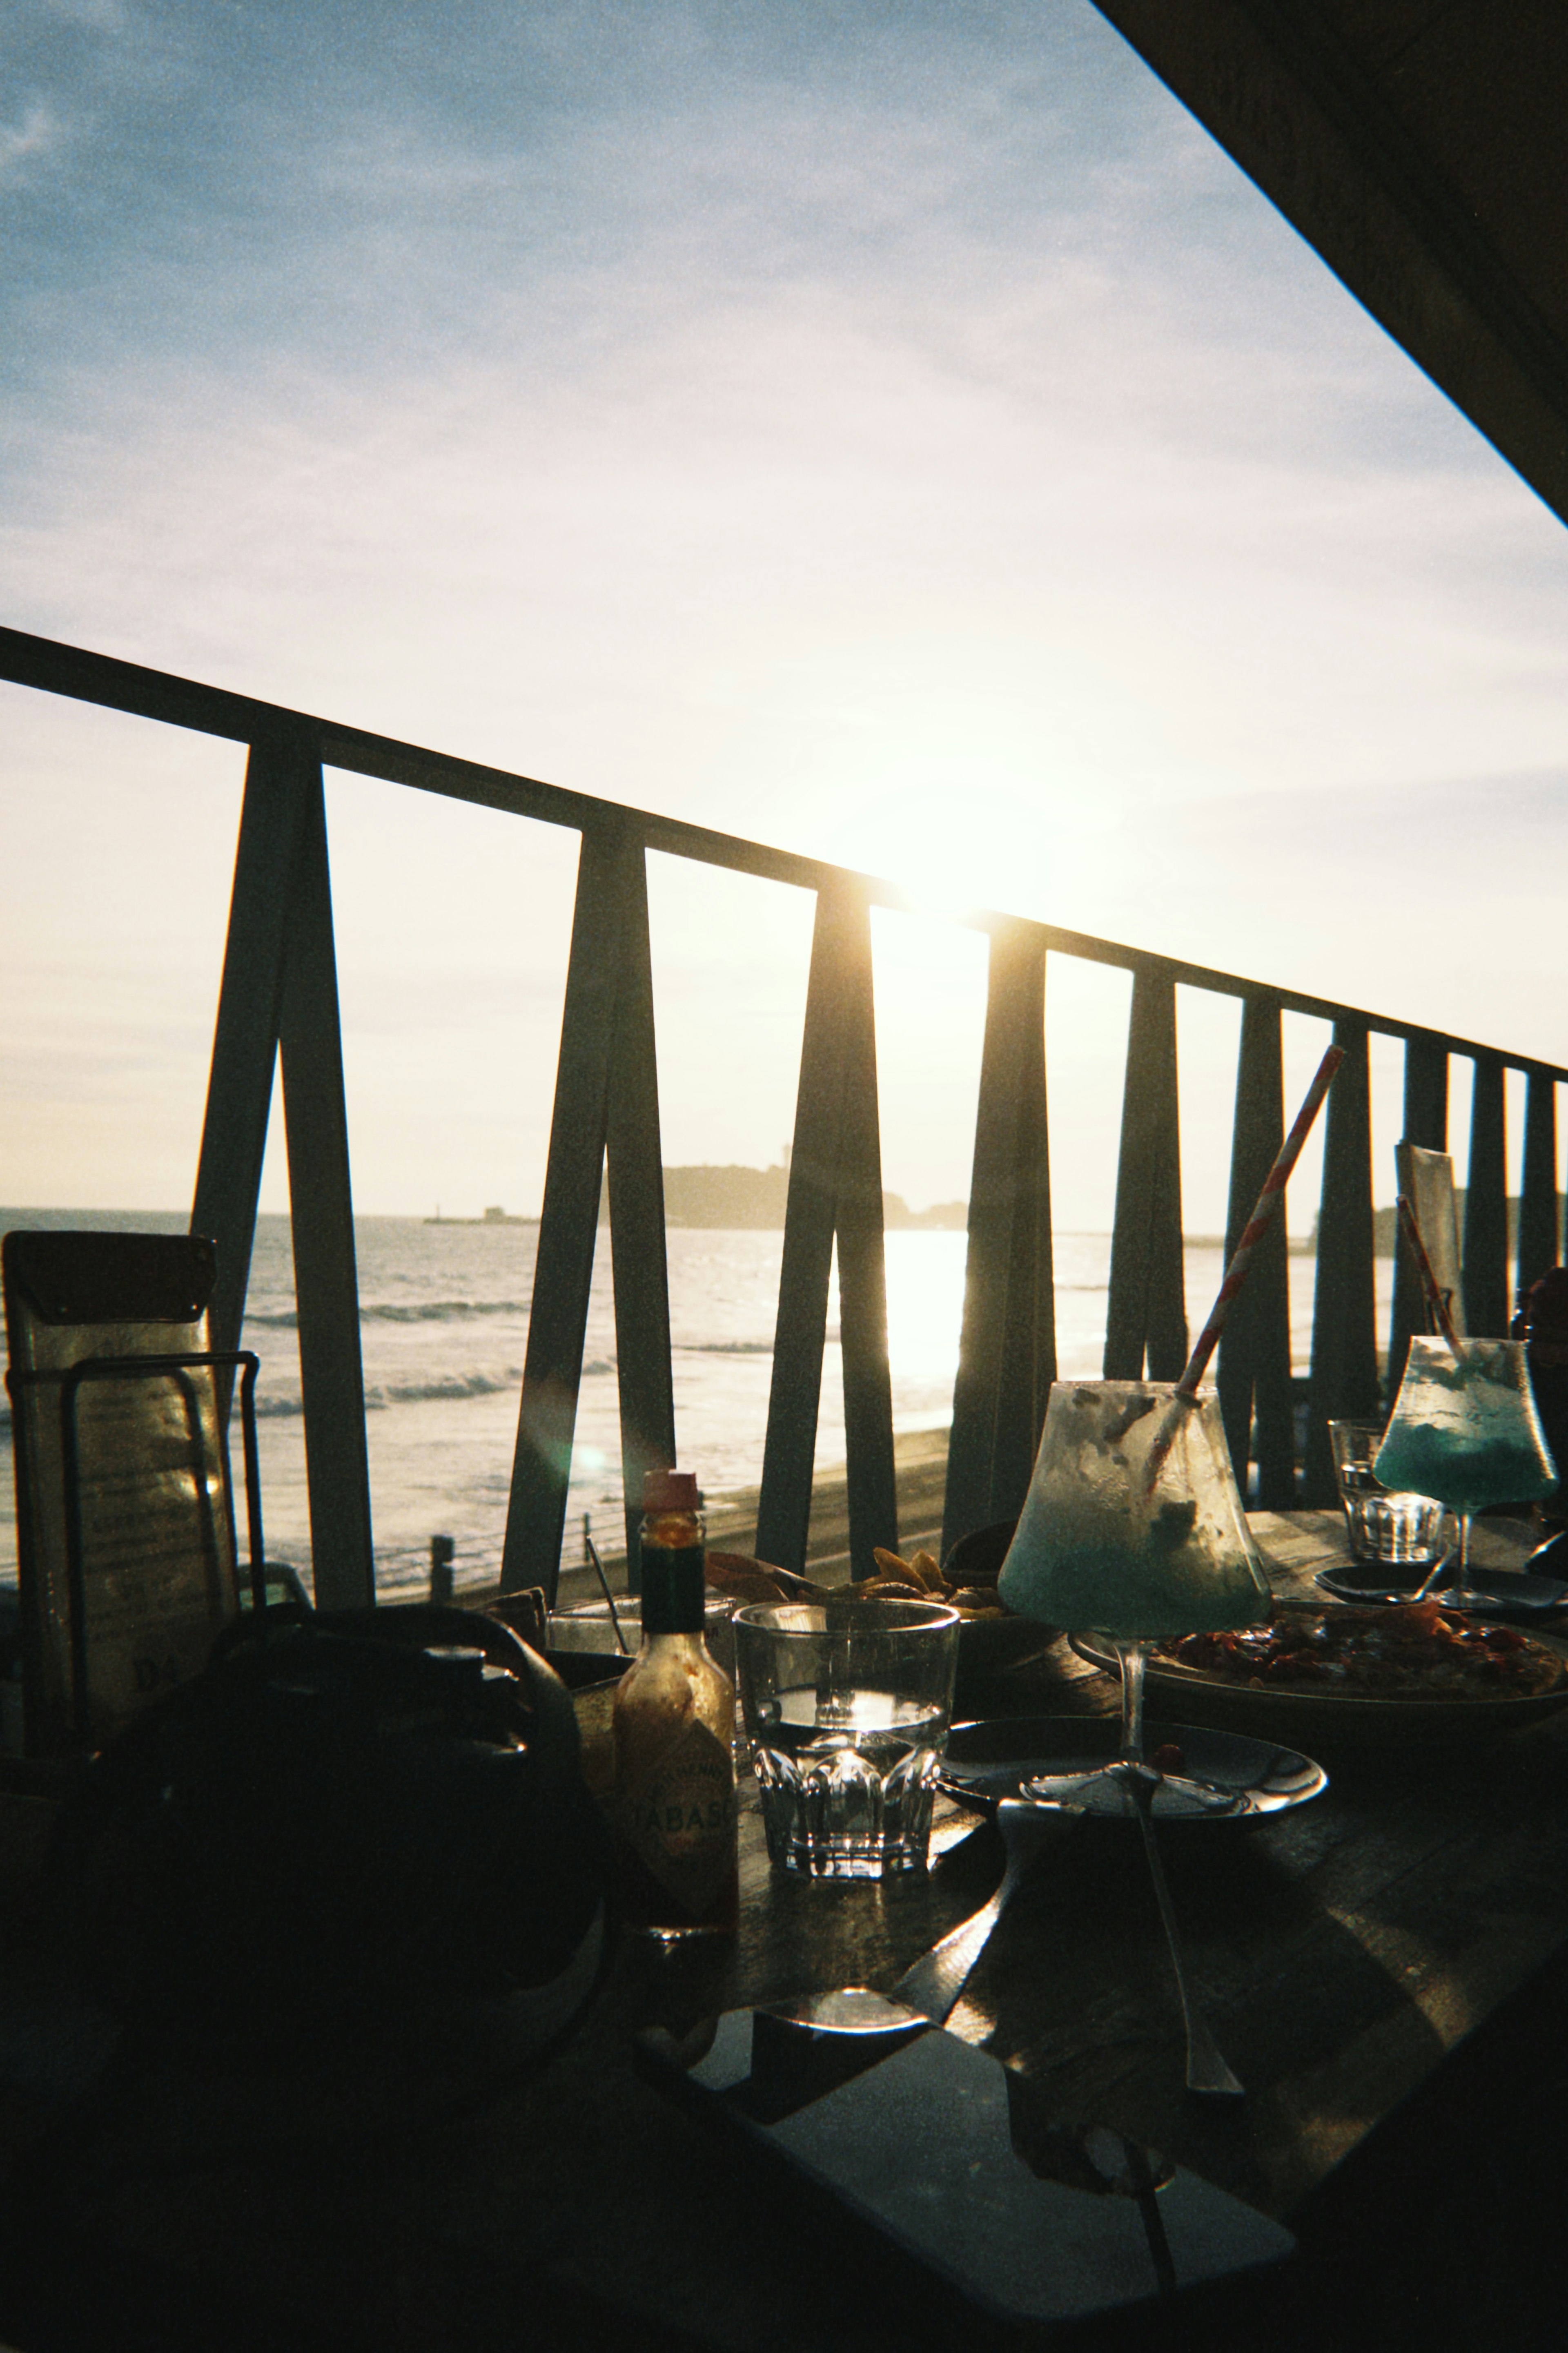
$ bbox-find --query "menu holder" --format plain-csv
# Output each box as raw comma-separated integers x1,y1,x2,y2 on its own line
2,1231,263,1755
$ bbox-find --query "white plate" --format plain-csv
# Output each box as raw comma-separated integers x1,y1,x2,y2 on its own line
943,1715,1327,1821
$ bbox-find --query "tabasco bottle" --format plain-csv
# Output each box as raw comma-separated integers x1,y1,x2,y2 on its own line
611,1470,738,1938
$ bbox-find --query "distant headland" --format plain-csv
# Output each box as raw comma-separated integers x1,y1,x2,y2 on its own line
601,1164,967,1231
424,1169,969,1231
425,1205,539,1227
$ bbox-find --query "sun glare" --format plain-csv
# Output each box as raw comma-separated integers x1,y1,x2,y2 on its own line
826,780,1118,926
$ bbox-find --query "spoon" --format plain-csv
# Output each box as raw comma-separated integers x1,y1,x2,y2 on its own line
1116,1762,1243,2098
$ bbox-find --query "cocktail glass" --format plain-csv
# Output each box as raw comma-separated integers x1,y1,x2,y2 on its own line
997,1380,1272,1820
1374,1338,1556,1609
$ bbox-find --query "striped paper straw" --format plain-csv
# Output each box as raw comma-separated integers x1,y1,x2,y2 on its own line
1395,1193,1463,1356
1143,1042,1345,1490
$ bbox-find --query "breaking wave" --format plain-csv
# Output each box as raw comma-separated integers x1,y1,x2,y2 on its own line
679,1340,773,1355
252,1363,616,1417
245,1297,532,1330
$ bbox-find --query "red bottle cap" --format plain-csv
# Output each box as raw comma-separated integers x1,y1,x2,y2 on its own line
643,1468,699,1511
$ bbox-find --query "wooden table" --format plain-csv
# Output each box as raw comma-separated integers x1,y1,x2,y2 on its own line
2,1513,1567,2352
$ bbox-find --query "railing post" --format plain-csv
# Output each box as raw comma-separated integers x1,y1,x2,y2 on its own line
604,852,676,1586
1104,968,1187,1382
1388,1040,1448,1398
192,735,312,1366
504,821,670,1604
1516,1073,1559,1310
1217,995,1294,1506
943,922,1054,1555
756,884,896,1578
1463,1054,1509,1336
1305,1022,1379,1502
276,762,375,1607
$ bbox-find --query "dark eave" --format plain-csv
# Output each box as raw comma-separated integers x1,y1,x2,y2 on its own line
1093,0,1568,524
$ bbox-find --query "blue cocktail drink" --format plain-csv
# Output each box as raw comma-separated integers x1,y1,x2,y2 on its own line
1000,1382,1270,1639
998,1381,1270,1818
1375,1338,1555,1608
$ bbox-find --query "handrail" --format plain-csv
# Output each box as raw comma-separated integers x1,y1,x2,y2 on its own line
5,622,1562,1071
5,620,1565,1599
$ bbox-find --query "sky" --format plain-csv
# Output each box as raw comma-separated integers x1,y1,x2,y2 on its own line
4,0,1568,1231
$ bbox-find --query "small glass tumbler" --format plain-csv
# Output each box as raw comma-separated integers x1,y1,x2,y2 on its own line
548,1595,737,1680
1327,1419,1447,1566
733,1597,960,1880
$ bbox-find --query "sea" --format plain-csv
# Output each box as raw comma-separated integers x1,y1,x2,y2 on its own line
0,1211,1394,1600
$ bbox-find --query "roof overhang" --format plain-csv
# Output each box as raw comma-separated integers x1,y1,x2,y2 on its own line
1093,0,1568,526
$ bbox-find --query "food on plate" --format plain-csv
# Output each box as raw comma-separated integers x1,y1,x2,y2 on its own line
1159,1600,1563,1702
872,1546,944,1592
870,1546,1028,1625
705,1543,1041,1633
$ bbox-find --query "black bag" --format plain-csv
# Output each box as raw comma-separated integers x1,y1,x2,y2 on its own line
45,1608,610,2073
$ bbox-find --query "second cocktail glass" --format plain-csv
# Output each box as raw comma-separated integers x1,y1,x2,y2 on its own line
1374,1337,1556,1609
997,1379,1272,1818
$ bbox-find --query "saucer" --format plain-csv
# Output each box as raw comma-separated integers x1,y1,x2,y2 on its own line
1315,1564,1568,1613
942,1716,1327,1823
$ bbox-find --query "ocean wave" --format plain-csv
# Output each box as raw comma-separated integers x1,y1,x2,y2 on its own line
679,1340,773,1356
253,1369,520,1418
376,1372,514,1406
362,1298,531,1324
244,1297,532,1331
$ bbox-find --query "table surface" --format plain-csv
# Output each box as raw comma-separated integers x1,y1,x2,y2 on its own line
3,1511,1568,2353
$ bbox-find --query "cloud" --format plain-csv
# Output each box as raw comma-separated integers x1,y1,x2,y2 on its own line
0,102,65,179
4,1,1568,1213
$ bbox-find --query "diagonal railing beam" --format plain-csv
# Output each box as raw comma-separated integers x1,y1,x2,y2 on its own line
1218,994,1295,1508
1305,1022,1379,1503
944,922,1054,1554
276,764,375,1608
756,885,895,1578
1105,970,1187,1383
604,852,676,1583
1517,1074,1561,1309
192,732,314,1365
503,822,645,1604
1463,1055,1510,1338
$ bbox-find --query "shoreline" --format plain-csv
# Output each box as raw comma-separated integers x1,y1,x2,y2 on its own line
490,1424,953,1614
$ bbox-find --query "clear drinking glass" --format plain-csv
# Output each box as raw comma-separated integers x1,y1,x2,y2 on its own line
1327,1419,1447,1567
734,1597,959,1878
996,1380,1271,1818
1374,1338,1556,1608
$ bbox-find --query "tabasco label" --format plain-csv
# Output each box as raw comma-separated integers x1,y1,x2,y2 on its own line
615,1718,737,1928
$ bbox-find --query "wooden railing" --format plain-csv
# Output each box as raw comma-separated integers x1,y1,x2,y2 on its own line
5,623,1566,1605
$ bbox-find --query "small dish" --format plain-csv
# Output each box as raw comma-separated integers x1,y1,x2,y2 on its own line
1315,1564,1568,1614
942,1715,1326,1822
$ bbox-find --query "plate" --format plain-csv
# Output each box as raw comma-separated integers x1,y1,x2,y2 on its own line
1068,1619,1568,1748
942,1715,1326,1821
